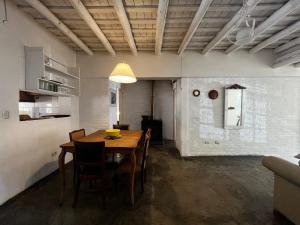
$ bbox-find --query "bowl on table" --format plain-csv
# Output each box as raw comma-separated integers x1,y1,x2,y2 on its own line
105,129,121,138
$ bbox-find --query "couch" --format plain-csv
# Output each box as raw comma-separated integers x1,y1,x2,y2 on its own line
262,156,300,225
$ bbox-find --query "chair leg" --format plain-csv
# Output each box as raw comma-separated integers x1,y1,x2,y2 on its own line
102,192,106,209
73,179,80,208
73,159,76,186
144,168,147,183
141,171,144,194
113,175,118,194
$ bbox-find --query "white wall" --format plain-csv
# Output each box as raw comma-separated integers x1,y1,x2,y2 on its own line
174,80,182,150
79,78,120,132
79,78,110,133
119,81,152,130
174,79,190,155
109,81,120,128
0,1,78,205
153,81,174,140
176,78,300,163
77,51,300,79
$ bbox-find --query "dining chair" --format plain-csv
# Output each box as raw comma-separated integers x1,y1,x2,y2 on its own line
69,129,86,141
73,141,113,208
69,129,86,185
113,124,130,130
140,129,151,191
116,128,152,194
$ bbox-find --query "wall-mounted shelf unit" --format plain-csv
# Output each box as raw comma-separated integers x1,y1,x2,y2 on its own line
24,46,80,96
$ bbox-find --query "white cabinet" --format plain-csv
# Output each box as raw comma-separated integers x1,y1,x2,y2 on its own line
24,46,80,96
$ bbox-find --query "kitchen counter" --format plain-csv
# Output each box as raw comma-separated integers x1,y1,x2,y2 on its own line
19,114,70,121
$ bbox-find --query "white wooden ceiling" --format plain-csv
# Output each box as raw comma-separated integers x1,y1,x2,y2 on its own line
14,0,300,67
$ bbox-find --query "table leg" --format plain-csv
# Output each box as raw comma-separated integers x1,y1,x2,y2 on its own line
130,151,136,207
58,149,67,206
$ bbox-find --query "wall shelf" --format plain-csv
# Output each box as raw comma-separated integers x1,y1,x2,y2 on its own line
44,64,80,80
24,46,80,96
38,78,76,89
36,89,75,97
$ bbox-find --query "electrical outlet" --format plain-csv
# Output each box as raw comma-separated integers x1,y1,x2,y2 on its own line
215,141,220,145
51,152,57,157
2,110,9,119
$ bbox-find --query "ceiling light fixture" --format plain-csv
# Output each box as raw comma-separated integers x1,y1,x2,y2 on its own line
109,63,137,83
227,0,257,46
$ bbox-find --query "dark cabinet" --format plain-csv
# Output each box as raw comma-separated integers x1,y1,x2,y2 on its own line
141,119,162,143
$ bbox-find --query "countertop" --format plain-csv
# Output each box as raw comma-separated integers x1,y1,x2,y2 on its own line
19,114,70,121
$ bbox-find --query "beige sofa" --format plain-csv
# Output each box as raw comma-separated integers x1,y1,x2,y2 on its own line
262,156,300,225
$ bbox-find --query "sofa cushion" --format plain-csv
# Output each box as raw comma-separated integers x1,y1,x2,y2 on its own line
262,156,300,187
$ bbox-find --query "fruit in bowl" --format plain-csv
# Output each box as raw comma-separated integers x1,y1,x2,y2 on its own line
105,129,120,138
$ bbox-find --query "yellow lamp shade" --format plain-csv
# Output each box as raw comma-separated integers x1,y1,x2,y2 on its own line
109,63,137,83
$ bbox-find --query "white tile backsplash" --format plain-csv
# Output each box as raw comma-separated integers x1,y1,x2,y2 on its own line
19,96,70,118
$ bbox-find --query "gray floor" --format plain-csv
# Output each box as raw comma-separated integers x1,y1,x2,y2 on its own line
0,143,294,225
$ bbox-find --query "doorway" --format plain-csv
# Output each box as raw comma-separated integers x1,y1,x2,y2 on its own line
119,80,174,141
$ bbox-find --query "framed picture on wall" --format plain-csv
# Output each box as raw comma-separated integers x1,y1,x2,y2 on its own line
110,89,117,106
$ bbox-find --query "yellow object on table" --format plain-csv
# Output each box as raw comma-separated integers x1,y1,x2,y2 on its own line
105,129,120,137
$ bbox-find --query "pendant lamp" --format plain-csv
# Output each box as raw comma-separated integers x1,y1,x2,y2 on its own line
109,63,137,83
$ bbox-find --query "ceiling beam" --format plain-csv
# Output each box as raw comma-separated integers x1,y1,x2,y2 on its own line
19,3,283,14
68,0,115,56
276,45,300,58
19,5,156,13
209,3,282,12
274,36,300,54
177,0,213,55
250,20,300,54
273,54,300,68
23,0,93,55
225,0,300,54
112,0,137,55
275,47,300,62
35,18,158,25
202,0,261,54
155,0,169,55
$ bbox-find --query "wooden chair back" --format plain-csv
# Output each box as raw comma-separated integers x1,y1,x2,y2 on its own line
73,141,106,175
69,129,85,141
74,141,105,166
72,141,107,208
113,124,130,130
141,129,151,170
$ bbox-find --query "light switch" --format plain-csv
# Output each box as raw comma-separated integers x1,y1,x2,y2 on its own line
2,110,10,119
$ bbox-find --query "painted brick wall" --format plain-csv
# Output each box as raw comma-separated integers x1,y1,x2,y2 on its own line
79,78,110,133
179,77,300,163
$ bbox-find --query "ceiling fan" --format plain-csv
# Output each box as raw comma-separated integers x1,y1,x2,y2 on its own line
227,0,257,46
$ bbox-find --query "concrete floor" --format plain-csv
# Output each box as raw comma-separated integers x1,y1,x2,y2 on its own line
0,144,294,225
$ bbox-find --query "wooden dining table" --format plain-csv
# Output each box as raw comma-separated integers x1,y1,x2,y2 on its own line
59,130,143,206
